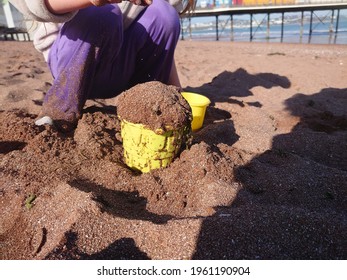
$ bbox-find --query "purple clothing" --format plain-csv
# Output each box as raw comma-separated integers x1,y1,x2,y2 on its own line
43,0,180,123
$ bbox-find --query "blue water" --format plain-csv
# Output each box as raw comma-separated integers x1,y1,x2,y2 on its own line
181,17,347,45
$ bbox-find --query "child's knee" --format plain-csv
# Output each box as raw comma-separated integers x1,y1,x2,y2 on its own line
63,5,123,43
145,0,180,37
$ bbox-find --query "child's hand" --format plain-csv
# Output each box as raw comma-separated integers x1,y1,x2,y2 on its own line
90,0,152,6
89,0,122,6
127,0,153,5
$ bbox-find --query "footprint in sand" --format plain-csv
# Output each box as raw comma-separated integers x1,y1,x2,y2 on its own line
6,88,28,102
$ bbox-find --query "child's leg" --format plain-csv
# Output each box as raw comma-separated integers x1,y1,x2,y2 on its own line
43,5,123,125
120,0,181,89
42,0,180,128
88,0,181,98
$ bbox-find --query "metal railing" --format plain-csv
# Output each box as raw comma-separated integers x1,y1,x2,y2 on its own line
180,1,347,43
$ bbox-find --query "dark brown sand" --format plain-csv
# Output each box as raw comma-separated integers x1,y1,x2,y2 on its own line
117,81,192,131
0,40,346,260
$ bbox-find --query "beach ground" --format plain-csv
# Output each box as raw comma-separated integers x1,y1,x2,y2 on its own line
0,40,346,259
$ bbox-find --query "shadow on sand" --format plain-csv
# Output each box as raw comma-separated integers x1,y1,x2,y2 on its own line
192,86,347,259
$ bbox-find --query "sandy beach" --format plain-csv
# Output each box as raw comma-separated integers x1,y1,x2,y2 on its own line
0,39,346,260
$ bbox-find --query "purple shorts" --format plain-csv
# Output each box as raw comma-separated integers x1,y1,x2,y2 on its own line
43,0,180,123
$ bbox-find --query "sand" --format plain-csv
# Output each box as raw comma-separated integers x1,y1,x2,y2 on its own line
0,40,346,260
117,81,192,131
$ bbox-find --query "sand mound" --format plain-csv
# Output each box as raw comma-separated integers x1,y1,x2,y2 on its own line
117,81,192,131
0,108,240,259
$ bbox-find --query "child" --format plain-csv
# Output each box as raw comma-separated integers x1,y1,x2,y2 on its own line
8,0,194,131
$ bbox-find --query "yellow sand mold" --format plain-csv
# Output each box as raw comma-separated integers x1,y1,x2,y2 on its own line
121,120,188,173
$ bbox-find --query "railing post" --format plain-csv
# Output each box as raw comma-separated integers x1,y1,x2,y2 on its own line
300,10,304,43
216,15,219,41
308,10,314,43
281,12,284,43
309,10,313,37
230,14,234,41
250,13,253,41
267,13,270,41
330,9,335,33
335,8,340,34
189,17,192,39
329,9,334,44
180,18,184,40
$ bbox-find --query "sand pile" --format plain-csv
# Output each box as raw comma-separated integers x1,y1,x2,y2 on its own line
117,81,192,132
0,107,239,259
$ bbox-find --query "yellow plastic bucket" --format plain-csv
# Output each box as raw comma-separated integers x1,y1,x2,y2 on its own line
120,120,188,173
181,92,210,131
